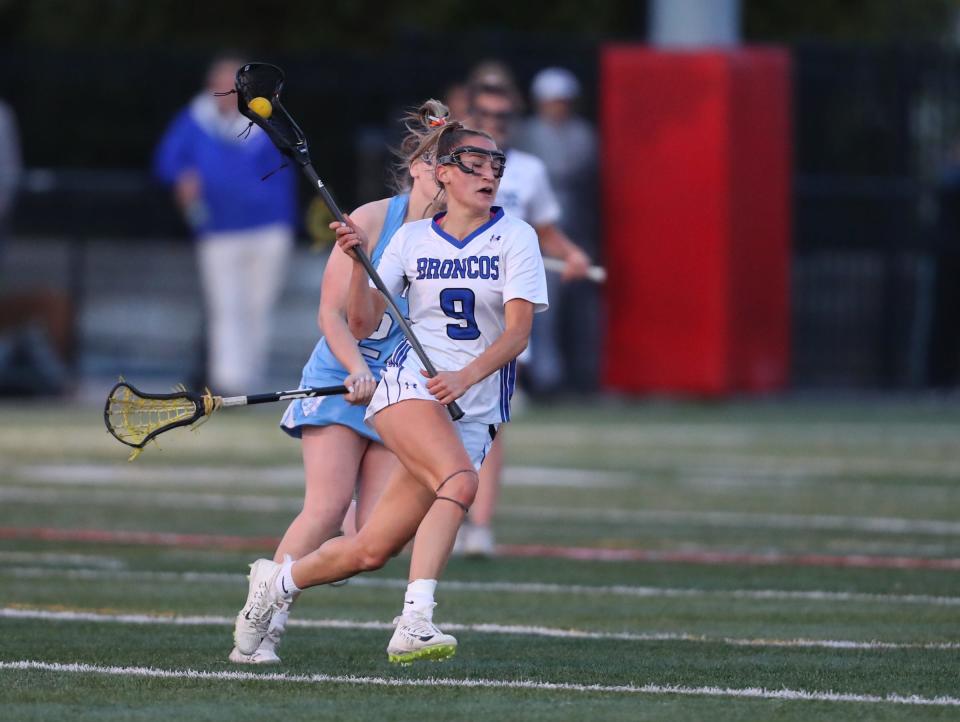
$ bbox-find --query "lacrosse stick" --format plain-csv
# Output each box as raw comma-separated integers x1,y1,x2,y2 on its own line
229,62,464,421
104,379,347,460
542,257,607,283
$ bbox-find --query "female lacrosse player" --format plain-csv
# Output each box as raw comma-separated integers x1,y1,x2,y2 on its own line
228,100,450,664
233,121,547,663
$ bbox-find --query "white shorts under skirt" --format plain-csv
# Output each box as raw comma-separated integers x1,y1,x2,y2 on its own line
365,365,499,471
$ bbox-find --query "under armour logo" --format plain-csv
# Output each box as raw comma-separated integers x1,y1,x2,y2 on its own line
490,234,501,242
404,382,418,389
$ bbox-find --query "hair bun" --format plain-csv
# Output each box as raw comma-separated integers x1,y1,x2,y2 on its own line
418,99,450,130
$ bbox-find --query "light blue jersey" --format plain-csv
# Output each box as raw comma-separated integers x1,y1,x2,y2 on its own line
280,194,409,442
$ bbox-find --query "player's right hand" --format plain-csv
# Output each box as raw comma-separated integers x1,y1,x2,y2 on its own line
562,247,592,282
344,370,377,406
331,214,368,261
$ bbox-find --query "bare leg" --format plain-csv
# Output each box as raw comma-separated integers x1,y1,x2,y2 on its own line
273,425,366,563
408,500,463,582
469,431,503,527
290,400,476,589
340,443,399,537
355,442,399,531
291,464,435,587
341,500,358,537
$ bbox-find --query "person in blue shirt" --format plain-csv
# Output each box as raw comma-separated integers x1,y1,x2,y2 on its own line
153,54,297,395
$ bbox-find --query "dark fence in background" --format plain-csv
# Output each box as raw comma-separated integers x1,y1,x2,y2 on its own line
4,41,960,390
0,38,599,232
792,44,960,389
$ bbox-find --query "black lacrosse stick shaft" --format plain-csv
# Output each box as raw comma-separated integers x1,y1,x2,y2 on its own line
240,384,348,406
233,62,463,421
300,166,465,421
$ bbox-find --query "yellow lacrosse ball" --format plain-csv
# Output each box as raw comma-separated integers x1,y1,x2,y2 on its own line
248,96,273,119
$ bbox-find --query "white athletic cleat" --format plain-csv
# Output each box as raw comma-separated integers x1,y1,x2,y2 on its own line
462,523,496,558
228,598,292,664
228,645,281,664
387,612,458,665
234,558,288,655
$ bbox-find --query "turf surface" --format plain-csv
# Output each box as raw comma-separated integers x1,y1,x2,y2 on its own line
1,399,958,720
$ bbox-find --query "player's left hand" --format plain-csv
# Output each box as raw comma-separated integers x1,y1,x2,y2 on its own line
344,371,377,406
421,368,471,406
562,248,592,282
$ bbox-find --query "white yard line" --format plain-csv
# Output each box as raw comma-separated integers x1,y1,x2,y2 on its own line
674,456,960,479
499,506,960,536
14,464,306,487
10,464,631,489
0,487,303,513
514,426,960,477
3,608,957,651
0,551,125,569
3,483,959,539
513,422,960,447
4,566,960,607
673,473,959,501
1,659,958,706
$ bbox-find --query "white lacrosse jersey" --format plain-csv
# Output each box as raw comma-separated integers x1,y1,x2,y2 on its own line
374,207,548,423
495,149,562,227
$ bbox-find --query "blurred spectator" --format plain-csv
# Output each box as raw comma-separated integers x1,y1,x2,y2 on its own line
516,67,601,392
443,82,470,122
456,70,592,558
467,60,525,114
153,55,297,395
469,77,591,395
0,99,71,396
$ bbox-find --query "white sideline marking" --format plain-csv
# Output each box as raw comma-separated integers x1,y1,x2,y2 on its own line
4,566,960,607
0,487,302,513
515,422,960,447
673,471,956,497
12,464,630,489
3,484,959,539
679,455,960,479
2,660,958,707
0,552,125,569
3,608,958,651
500,506,960,536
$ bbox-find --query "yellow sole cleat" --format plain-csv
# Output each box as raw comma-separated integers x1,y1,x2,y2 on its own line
388,643,457,665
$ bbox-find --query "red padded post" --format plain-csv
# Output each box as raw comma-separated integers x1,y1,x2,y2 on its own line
601,46,791,395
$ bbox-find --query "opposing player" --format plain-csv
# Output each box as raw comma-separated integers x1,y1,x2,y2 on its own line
233,121,547,663
227,100,449,664
457,78,592,556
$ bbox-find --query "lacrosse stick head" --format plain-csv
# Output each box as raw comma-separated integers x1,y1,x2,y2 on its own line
103,380,220,460
234,62,312,167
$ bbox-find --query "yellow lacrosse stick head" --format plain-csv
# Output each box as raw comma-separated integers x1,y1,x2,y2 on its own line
103,379,220,460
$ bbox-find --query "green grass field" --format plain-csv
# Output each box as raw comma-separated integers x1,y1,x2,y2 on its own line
2,398,959,721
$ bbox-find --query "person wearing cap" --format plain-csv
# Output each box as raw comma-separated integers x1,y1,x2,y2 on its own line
153,54,297,397
517,67,601,395
454,67,593,558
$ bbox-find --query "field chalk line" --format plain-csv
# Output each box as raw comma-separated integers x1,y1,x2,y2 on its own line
2,526,959,569
1,660,958,707
4,483,960,537
3,565,960,608
3,608,958,652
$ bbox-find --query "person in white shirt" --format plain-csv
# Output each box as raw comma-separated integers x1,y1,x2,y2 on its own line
233,120,547,665
518,67,602,394
457,79,593,557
